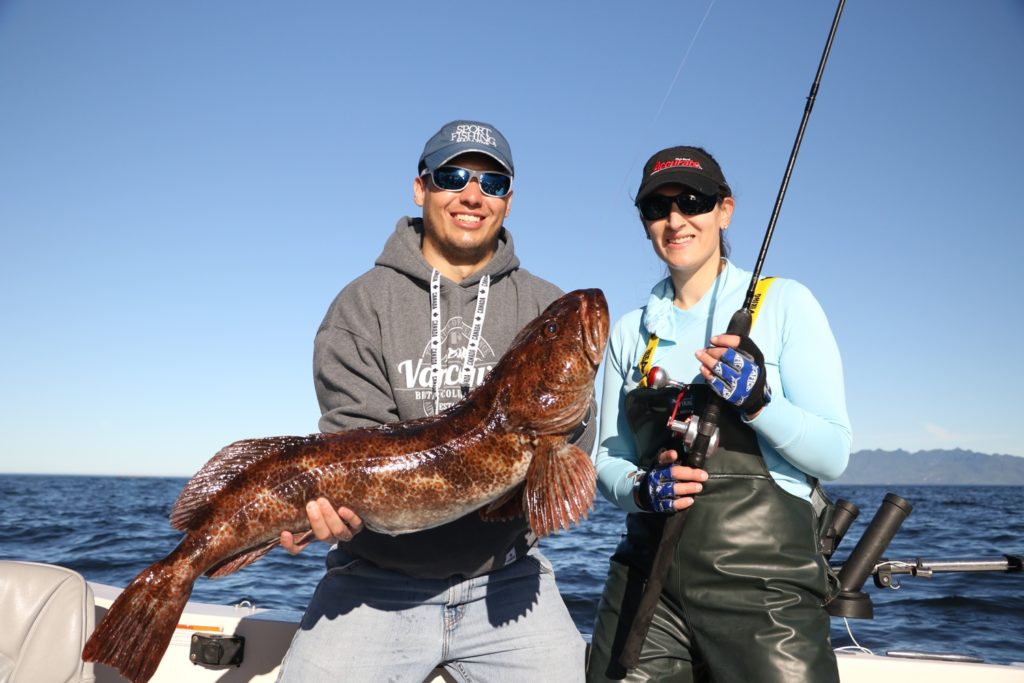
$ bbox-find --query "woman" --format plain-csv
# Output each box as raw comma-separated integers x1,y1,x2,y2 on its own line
586,146,851,682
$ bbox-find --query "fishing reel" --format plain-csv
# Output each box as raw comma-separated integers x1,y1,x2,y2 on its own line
646,366,720,458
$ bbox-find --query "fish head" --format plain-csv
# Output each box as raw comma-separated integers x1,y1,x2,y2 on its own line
494,288,609,435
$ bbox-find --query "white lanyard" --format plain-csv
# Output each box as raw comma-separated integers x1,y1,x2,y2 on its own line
429,269,490,413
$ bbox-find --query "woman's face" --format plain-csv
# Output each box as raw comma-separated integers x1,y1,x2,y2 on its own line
643,184,734,278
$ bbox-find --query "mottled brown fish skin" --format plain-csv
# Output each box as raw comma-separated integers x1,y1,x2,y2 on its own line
83,288,608,683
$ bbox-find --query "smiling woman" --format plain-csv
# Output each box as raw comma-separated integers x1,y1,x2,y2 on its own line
586,144,852,682
636,148,735,308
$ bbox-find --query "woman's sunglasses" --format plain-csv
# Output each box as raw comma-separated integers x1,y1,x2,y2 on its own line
638,190,718,221
424,166,513,198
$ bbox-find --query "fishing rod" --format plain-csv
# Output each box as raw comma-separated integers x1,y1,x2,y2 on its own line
618,0,848,668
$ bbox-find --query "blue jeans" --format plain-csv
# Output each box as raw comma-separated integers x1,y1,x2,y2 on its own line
277,547,585,683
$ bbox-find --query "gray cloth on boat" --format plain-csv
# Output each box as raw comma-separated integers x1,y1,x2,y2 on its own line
313,216,596,579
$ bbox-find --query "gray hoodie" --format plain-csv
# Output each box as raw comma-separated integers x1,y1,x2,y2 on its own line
313,216,595,578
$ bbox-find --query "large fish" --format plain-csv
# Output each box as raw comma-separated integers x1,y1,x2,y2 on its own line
82,288,608,683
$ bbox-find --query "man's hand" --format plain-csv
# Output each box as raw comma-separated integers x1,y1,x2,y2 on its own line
634,449,708,513
695,334,772,417
280,498,365,555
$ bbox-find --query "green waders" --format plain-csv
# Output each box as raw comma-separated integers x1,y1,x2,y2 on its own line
587,387,839,683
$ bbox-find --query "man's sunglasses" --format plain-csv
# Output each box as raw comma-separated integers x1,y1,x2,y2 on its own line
638,190,718,221
424,166,513,198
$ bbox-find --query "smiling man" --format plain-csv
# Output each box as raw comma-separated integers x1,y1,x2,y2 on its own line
276,120,594,682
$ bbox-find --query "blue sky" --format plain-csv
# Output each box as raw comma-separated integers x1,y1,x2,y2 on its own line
2,0,1022,477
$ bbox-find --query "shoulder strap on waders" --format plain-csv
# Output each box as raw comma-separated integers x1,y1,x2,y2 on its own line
636,277,776,384
748,276,775,329
637,335,660,387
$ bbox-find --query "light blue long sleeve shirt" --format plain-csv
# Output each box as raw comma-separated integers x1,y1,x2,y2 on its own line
595,260,852,513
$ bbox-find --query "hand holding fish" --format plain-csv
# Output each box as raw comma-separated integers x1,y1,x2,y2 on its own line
280,499,364,553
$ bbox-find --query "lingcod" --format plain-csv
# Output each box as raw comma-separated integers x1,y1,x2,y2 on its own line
82,288,609,683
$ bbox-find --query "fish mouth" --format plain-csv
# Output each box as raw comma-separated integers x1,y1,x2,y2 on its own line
578,289,609,366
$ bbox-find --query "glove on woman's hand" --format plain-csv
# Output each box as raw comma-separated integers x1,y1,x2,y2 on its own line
707,335,772,415
636,463,677,513
633,450,707,513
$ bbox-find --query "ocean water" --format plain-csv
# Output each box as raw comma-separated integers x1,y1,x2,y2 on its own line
1,476,1022,665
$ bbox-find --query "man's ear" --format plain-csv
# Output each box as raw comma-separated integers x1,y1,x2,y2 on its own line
413,175,426,207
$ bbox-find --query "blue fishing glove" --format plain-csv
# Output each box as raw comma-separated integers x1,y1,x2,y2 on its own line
635,464,677,513
707,336,772,415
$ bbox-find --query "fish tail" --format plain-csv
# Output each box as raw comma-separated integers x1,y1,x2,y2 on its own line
82,554,195,683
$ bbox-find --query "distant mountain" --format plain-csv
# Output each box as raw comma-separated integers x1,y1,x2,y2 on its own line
834,448,1024,485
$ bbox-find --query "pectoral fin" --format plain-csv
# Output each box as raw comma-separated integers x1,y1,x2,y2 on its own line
204,537,281,578
523,440,596,537
479,485,526,523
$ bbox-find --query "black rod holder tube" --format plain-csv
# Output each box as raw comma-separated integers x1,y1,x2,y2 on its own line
831,499,860,547
827,493,913,619
822,498,860,560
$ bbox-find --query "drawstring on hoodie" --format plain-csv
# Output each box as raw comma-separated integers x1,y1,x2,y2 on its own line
429,269,490,414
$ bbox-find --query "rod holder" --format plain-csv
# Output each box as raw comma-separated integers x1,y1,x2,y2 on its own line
821,498,860,560
827,493,913,619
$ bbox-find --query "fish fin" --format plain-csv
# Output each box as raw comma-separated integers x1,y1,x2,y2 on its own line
479,485,525,522
83,553,194,683
204,538,280,578
171,435,319,531
523,440,596,537
289,529,316,547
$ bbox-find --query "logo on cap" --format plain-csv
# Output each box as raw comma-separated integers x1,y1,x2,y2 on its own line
450,124,498,148
651,158,703,175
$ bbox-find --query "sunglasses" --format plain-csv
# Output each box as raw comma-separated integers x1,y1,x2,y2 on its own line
638,190,718,221
424,166,513,198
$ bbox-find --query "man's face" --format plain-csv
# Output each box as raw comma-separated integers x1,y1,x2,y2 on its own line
413,152,512,274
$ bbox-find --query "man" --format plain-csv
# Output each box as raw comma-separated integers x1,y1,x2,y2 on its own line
276,120,594,682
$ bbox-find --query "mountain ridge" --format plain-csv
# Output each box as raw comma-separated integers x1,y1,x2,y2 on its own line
833,448,1024,485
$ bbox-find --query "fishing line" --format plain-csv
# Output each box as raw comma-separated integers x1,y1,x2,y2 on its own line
620,0,717,201
836,617,874,655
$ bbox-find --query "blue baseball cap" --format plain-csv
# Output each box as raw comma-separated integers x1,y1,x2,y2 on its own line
418,120,514,177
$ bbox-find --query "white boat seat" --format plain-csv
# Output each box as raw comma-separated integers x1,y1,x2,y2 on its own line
0,561,95,683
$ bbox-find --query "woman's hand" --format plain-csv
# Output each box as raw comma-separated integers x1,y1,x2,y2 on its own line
695,334,771,417
280,499,364,555
634,449,709,513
